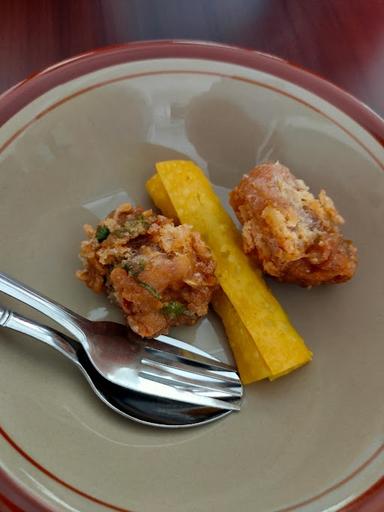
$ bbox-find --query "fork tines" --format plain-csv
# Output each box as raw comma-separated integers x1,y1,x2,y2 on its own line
140,335,243,405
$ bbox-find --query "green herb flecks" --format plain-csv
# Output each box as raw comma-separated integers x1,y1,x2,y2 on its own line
124,259,161,300
124,214,151,236
112,213,153,239
136,213,147,223
137,280,162,300
95,225,110,243
162,301,189,319
124,259,146,277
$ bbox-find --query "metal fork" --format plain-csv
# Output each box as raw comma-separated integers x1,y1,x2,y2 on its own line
0,272,242,411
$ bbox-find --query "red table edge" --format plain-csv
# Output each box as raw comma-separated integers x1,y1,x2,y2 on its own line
0,40,382,512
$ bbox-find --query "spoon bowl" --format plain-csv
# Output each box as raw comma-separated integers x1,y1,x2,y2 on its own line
0,307,237,427
76,335,233,427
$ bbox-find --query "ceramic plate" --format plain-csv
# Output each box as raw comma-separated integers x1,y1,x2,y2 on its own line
0,41,383,512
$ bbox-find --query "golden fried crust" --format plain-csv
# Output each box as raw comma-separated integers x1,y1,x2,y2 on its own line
230,162,357,286
77,203,217,337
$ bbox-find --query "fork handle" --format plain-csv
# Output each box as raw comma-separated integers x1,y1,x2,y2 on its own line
0,306,79,364
0,272,88,345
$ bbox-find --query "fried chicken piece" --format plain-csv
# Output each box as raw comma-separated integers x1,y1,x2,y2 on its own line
230,162,357,286
77,203,217,337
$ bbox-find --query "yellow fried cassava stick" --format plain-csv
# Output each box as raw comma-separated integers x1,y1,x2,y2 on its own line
146,174,178,220
148,161,312,379
211,289,271,383
146,172,270,382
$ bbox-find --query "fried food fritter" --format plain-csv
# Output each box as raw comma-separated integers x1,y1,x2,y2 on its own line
230,162,357,286
77,203,217,337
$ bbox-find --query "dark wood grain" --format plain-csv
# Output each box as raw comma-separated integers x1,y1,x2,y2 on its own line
0,0,383,115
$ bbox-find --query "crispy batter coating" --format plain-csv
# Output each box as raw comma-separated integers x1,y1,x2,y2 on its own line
77,203,217,337
230,162,357,286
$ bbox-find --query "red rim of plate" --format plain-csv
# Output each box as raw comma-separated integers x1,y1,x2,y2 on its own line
0,40,383,512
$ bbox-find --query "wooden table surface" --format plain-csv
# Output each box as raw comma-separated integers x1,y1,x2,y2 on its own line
1,0,384,117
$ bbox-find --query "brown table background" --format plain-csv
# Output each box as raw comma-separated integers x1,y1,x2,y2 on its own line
1,0,384,117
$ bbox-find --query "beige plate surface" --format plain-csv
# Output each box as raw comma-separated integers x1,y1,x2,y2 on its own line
0,43,383,512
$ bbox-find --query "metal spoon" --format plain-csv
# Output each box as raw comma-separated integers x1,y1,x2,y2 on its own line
0,307,236,428
0,272,242,411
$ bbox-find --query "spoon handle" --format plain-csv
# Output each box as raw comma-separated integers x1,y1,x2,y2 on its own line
0,305,79,364
0,272,89,344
